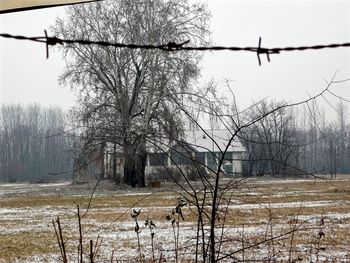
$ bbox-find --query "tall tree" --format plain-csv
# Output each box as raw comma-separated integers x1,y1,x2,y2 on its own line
240,100,299,176
53,0,210,186
336,101,348,173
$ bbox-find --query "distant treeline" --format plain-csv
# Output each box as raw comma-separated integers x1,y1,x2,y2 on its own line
241,101,350,177
0,100,349,183
0,104,74,183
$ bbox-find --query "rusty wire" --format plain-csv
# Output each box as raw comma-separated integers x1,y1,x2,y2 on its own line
1,31,350,65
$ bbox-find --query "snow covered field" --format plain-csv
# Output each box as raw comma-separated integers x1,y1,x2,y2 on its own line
1,178,350,262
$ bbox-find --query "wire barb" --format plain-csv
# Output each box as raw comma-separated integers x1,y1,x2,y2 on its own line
257,37,262,66
44,30,64,58
0,31,349,65
163,40,190,51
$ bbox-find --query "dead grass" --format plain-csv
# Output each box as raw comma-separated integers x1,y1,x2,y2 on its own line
1,178,350,262
0,231,56,262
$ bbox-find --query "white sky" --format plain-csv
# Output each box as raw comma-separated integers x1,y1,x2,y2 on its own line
0,0,349,120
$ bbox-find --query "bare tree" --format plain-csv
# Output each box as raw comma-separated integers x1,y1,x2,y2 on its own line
336,101,349,173
53,0,210,187
240,100,299,176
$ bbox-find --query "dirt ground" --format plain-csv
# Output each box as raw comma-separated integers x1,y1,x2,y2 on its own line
1,176,350,262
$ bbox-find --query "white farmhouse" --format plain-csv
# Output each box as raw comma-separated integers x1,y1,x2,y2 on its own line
145,129,245,178
74,129,245,183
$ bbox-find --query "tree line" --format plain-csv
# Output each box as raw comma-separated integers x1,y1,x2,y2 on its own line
241,100,350,177
0,104,74,183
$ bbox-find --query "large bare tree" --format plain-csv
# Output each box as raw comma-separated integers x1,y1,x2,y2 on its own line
53,0,210,186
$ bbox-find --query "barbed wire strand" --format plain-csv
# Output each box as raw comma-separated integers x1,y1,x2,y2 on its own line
1,31,350,65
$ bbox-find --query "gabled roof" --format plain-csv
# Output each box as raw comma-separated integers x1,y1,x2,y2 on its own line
184,129,245,153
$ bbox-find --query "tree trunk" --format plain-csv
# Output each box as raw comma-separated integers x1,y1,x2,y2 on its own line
123,145,146,187
135,148,147,187
100,143,105,179
123,151,136,187
112,142,117,183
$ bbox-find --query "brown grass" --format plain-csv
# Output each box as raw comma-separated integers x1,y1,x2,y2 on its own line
1,178,350,262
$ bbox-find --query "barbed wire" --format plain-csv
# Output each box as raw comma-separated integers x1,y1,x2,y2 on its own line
1,31,350,65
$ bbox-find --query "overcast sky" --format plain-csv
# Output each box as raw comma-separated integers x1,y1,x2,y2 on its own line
0,0,349,121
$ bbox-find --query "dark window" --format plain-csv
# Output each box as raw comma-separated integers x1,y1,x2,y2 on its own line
207,151,219,170
195,152,206,165
223,162,234,175
149,153,168,166
207,151,233,171
222,152,234,174
171,151,193,165
223,152,233,160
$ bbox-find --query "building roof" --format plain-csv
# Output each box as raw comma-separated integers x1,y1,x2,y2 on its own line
147,129,245,154
183,129,245,153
